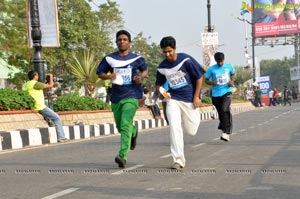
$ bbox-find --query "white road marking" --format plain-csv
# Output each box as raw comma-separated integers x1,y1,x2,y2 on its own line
239,129,247,132
111,164,144,175
246,186,273,190
145,188,155,191
212,137,220,141
41,188,80,199
170,187,183,190
160,153,172,158
192,143,206,148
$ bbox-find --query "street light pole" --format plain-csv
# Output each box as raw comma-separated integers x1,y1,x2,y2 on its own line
29,0,46,82
207,0,212,32
251,0,256,82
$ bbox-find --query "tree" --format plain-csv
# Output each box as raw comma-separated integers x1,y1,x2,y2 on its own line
234,67,252,85
234,66,252,96
43,0,123,94
260,57,294,90
1,0,123,89
131,32,163,89
44,0,123,70
67,50,100,97
0,0,31,88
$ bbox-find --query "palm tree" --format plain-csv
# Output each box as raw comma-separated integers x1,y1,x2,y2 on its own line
67,50,100,97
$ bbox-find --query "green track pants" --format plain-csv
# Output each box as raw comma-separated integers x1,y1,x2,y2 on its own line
111,98,138,160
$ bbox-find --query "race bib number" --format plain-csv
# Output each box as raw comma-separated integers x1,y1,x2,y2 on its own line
167,71,188,89
216,74,229,85
114,68,132,85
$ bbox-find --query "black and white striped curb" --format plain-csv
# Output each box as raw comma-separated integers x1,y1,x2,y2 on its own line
0,105,254,151
0,118,168,151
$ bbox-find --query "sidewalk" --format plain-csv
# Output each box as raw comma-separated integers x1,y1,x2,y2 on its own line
0,102,254,151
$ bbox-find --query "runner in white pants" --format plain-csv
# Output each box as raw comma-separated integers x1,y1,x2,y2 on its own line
167,99,201,168
155,36,205,169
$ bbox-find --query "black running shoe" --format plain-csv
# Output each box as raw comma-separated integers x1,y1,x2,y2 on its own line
115,155,126,168
130,128,138,150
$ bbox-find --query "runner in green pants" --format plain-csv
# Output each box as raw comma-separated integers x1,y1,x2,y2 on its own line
96,30,148,168
112,98,138,160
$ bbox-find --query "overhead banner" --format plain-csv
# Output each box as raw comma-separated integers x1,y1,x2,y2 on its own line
27,0,60,47
201,32,218,67
253,0,300,37
290,66,300,80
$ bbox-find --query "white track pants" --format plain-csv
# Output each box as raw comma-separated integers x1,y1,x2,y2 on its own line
166,99,201,167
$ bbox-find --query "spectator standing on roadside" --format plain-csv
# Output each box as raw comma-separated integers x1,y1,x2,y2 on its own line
246,87,255,106
268,88,275,106
254,84,263,108
24,71,68,143
278,90,283,105
273,87,279,105
96,30,148,168
283,86,291,106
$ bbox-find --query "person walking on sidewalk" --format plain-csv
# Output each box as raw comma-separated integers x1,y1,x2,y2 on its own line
283,86,292,106
268,88,275,106
24,71,68,143
96,30,148,168
155,36,205,170
205,52,235,142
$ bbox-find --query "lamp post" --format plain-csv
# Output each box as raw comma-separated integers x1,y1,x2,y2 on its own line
207,0,212,32
29,0,46,82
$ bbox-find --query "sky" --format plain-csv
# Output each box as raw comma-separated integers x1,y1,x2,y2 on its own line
92,0,295,67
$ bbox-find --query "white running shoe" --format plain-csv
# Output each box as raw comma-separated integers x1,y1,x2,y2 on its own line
220,133,230,142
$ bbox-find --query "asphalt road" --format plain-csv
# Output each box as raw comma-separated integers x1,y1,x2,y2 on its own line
0,103,300,199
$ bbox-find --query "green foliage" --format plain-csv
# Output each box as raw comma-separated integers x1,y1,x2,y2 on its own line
260,57,294,90
201,96,212,104
43,0,123,94
67,50,100,97
234,67,252,86
131,33,163,88
0,88,35,111
0,0,31,88
1,0,123,90
53,93,110,112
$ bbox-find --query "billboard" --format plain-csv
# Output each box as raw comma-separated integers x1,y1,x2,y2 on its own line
290,66,300,80
201,32,218,67
258,76,270,95
27,0,60,47
253,0,300,37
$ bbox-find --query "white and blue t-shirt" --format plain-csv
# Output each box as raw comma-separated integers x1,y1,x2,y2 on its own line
205,63,235,97
96,52,147,103
155,53,205,103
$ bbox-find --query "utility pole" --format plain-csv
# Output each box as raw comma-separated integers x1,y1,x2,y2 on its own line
29,0,46,82
251,0,256,82
295,33,300,66
207,0,212,32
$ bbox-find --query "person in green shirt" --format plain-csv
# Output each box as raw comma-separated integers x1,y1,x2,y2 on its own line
24,71,68,142
253,84,263,107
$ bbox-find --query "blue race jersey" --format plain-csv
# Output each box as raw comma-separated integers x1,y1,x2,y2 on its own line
205,63,235,97
96,52,147,103
155,53,205,103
